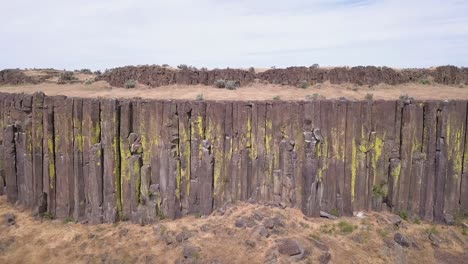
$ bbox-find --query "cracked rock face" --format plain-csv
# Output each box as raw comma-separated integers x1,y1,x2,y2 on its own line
276,238,304,256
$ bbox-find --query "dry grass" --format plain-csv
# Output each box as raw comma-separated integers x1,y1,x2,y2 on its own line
1,196,467,264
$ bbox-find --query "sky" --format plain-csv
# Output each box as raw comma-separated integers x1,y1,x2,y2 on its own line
1,0,467,70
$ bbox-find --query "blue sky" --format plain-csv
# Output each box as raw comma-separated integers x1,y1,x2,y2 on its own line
1,0,467,70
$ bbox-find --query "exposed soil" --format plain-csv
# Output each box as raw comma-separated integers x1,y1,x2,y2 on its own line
1,196,467,264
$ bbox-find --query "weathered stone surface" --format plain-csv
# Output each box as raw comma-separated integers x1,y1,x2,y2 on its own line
4,125,17,203
32,92,44,211
100,99,120,223
3,213,16,226
183,244,201,260
276,238,304,256
73,98,85,221
53,96,74,218
42,96,55,215
1,93,468,225
319,252,331,264
387,215,403,226
394,233,410,247
83,99,103,224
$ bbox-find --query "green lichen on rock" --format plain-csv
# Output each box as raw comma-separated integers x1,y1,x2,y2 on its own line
48,138,55,189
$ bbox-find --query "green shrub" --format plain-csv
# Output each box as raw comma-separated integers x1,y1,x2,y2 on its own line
365,93,374,100
311,64,320,69
84,79,94,85
425,226,439,236
196,94,204,101
273,95,281,100
177,64,188,70
399,210,408,221
42,212,54,220
319,224,336,234
215,79,226,88
62,217,74,223
330,208,340,217
399,94,414,101
305,93,326,100
419,79,431,85
377,228,390,238
338,221,357,234
80,69,92,74
124,79,136,88
298,80,310,89
225,80,238,90
58,71,77,83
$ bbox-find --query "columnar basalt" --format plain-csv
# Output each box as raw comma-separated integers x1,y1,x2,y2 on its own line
0,92,467,224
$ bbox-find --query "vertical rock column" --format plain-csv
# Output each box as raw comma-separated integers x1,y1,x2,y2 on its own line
32,92,46,214
73,98,85,220
301,100,322,217
101,99,120,223
4,125,17,202
83,98,103,223
42,96,56,215
53,96,74,218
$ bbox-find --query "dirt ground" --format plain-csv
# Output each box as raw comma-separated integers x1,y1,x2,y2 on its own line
1,196,467,264
1,70,468,101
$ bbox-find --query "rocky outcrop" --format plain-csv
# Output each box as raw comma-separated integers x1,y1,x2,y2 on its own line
0,92,467,225
98,65,468,88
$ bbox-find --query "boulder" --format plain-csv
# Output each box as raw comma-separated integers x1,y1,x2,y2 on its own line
276,238,304,256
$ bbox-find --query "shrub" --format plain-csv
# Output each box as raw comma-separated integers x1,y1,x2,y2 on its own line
94,70,102,76
319,224,336,234
330,208,340,217
177,64,188,70
248,67,255,74
399,94,414,101
215,79,226,88
298,80,310,89
42,212,54,220
372,182,387,197
58,71,77,83
419,79,431,85
399,210,408,221
162,64,169,67
273,95,281,100
225,80,238,90
338,221,357,234
80,69,92,74
311,63,320,69
365,93,374,100
425,226,439,236
84,79,94,85
305,93,326,100
124,79,137,88
62,217,74,223
196,94,204,101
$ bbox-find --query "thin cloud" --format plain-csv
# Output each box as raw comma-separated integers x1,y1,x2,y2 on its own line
0,0,467,70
